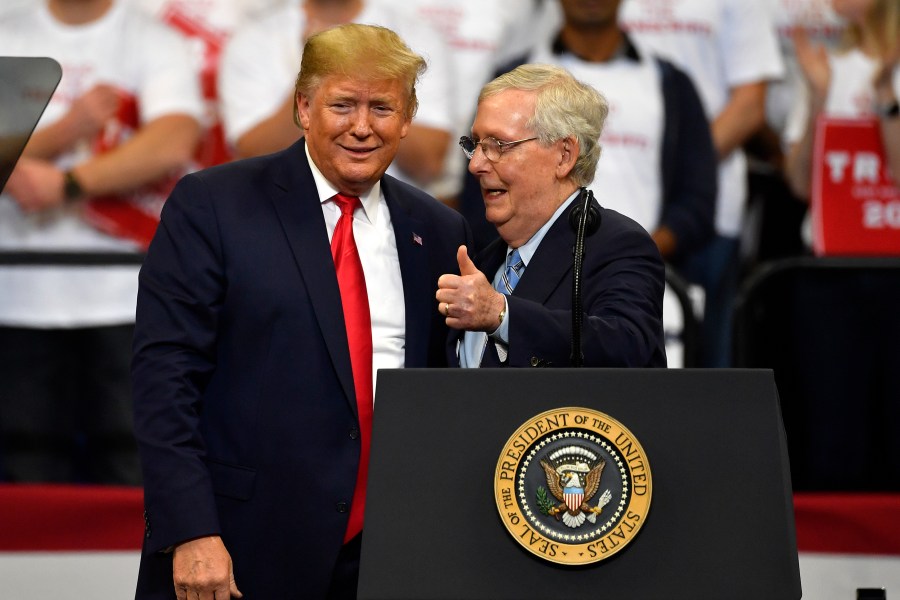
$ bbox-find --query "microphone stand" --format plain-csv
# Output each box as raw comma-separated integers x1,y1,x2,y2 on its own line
570,188,594,367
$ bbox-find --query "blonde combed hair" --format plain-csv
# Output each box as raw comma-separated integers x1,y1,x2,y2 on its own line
293,23,426,127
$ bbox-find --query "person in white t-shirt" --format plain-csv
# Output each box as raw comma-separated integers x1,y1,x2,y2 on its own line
619,0,785,367
218,0,455,190
785,0,900,201
0,0,203,484
132,0,286,167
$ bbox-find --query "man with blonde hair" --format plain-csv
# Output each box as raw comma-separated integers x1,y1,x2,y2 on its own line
437,64,666,368
218,0,454,191
133,23,470,599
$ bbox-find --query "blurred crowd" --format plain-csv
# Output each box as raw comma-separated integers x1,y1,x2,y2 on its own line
1,0,898,487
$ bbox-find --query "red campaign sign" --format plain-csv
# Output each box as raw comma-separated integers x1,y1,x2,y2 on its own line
811,117,900,256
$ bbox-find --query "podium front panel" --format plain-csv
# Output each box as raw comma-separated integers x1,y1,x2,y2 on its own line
359,368,801,600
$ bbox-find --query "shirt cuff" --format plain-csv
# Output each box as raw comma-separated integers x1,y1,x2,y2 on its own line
488,295,510,344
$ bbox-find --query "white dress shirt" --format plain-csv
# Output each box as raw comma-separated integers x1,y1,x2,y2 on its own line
305,145,406,399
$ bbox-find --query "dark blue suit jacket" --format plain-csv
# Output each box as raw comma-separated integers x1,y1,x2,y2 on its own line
132,140,471,599
449,198,666,368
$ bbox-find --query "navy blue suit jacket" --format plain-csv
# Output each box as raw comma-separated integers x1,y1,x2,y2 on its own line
449,198,666,368
132,140,471,599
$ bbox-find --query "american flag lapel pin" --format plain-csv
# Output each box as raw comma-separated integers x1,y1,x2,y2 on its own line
412,232,423,246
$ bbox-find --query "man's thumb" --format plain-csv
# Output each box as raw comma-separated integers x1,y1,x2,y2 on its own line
457,245,478,275
231,573,243,598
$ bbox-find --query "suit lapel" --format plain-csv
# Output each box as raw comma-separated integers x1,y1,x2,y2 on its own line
267,140,357,410
382,177,430,367
515,214,574,304
484,205,577,305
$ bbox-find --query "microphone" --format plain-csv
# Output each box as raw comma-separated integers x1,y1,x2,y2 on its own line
569,188,601,367
568,190,601,237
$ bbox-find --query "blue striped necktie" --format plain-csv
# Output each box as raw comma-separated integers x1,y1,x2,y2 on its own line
484,248,524,366
498,249,525,294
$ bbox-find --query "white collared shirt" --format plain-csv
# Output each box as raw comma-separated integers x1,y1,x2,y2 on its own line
306,146,406,399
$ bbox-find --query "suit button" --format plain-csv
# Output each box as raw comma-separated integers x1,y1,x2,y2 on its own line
530,357,541,367
336,501,349,513
349,427,360,440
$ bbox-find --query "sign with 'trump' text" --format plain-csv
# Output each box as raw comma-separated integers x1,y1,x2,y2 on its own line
812,117,900,256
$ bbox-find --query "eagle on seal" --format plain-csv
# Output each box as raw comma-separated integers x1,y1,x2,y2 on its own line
540,458,609,528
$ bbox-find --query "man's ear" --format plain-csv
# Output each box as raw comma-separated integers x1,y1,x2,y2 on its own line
296,93,312,131
399,117,411,140
556,136,579,179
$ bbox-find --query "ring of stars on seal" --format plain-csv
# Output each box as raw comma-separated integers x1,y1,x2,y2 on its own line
518,432,629,542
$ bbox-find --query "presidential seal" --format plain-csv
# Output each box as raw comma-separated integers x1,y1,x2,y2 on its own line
494,407,652,565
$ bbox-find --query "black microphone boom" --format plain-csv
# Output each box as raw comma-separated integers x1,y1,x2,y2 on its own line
569,188,601,367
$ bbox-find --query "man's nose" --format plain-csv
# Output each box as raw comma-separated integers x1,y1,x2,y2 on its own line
351,109,372,137
467,143,490,174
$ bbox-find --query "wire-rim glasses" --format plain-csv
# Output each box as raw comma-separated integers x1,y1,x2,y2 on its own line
458,135,538,161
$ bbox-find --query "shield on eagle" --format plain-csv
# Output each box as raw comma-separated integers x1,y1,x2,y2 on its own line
563,489,584,512
562,473,584,512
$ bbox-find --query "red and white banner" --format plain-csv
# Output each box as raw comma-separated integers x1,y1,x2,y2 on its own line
811,117,900,256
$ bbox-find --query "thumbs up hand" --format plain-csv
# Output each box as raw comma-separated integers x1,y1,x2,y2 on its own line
436,245,507,332
456,245,479,276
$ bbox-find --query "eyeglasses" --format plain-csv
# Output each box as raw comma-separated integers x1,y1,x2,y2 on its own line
458,135,538,161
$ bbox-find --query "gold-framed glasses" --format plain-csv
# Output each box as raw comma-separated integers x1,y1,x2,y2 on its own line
459,135,538,161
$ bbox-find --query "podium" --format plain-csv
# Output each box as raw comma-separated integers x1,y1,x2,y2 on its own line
359,369,801,599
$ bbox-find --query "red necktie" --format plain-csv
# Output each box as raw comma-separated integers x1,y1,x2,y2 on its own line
331,193,373,543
